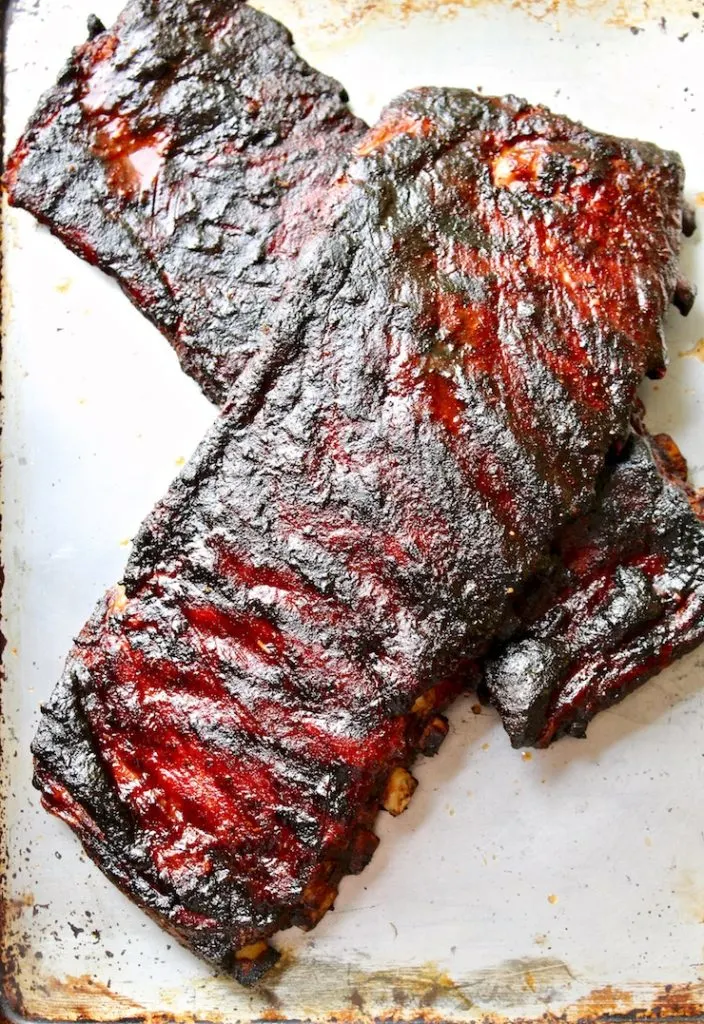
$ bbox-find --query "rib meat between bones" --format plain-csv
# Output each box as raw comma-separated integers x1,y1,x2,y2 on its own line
31,88,686,980
4,0,365,403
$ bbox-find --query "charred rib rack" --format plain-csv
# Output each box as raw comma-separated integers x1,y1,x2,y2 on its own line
6,0,700,759
4,0,364,403
31,89,686,980
483,430,704,748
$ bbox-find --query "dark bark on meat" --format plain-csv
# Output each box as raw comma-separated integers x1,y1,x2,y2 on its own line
483,430,704,747
3,0,365,403
673,278,697,316
86,15,107,41
6,0,700,972
682,203,697,238
6,0,701,750
31,89,685,980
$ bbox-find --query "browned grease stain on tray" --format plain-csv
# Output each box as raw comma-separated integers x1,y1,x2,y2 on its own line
571,984,635,1016
7,952,704,1023
9,956,570,1021
254,952,576,1009
255,0,702,37
38,974,144,1019
649,983,704,1017
1,893,36,1016
680,338,704,362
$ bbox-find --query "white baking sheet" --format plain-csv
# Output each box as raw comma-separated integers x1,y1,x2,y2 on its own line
2,0,704,1020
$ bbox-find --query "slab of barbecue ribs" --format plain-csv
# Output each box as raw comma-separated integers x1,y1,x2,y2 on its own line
6,0,701,755
28,85,691,980
4,0,365,403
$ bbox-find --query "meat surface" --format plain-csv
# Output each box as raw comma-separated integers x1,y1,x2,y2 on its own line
4,0,364,403
482,429,704,747
6,0,700,756
31,88,685,980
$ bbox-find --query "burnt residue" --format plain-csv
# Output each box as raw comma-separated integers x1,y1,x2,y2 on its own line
648,983,704,1017
25,86,685,985
1,894,35,1018
10,954,571,1021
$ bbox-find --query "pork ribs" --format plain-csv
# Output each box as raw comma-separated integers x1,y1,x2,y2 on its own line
7,0,700,755
31,89,686,979
482,429,704,748
4,0,365,403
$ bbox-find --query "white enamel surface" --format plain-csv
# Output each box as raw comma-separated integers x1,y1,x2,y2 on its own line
2,0,704,1019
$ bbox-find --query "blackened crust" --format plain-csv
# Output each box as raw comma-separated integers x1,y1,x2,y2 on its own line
4,0,365,403
31,89,686,981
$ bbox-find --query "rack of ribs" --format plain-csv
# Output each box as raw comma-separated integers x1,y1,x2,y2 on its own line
6,0,700,757
29,86,688,981
4,0,365,403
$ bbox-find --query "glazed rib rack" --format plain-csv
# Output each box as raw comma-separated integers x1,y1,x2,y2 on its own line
21,74,695,980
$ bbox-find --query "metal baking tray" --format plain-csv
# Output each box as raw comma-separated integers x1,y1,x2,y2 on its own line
2,0,704,1020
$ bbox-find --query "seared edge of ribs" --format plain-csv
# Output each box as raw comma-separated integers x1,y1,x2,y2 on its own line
483,429,704,747
3,0,365,403
31,87,685,980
